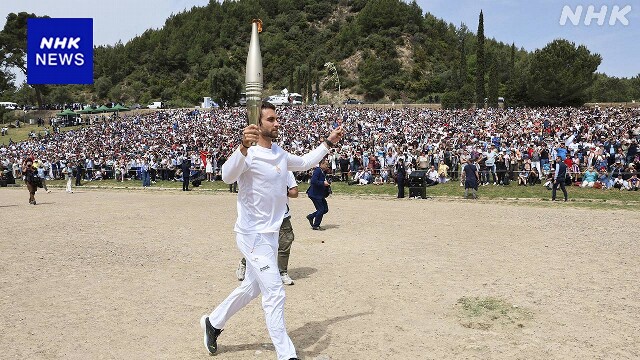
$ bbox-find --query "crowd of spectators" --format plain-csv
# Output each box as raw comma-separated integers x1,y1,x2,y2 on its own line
1,105,639,192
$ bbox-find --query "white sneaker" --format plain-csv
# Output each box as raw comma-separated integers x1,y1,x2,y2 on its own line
281,272,294,285
235,260,246,281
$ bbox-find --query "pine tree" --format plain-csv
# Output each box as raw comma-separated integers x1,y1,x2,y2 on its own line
475,10,486,107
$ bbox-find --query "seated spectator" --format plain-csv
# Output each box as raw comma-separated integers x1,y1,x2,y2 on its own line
437,160,449,184
612,175,629,191
348,167,365,185
360,169,373,185
595,169,610,189
543,171,554,190
581,167,598,188
174,168,183,182
373,174,384,185
427,165,439,185
518,169,529,186
528,167,540,186
629,173,639,191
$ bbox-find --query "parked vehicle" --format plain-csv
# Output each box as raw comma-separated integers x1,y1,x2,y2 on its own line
147,101,164,109
0,101,18,110
264,92,303,106
343,98,363,105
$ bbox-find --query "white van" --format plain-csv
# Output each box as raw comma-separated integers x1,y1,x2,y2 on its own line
148,101,164,109
0,101,18,110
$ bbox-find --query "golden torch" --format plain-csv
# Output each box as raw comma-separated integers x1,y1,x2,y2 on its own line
245,19,263,145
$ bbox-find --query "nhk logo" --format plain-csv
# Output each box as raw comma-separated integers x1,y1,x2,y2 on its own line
27,18,93,85
36,37,85,66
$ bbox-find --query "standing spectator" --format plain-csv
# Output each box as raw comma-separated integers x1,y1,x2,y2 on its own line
75,160,83,187
86,157,94,180
150,158,158,184
395,156,406,198
205,155,214,182
418,151,429,170
338,153,349,182
181,155,191,191
495,154,508,185
36,160,51,193
463,157,479,199
141,158,151,187
63,161,73,193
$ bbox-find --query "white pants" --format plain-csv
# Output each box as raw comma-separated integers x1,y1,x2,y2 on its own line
208,232,296,360
582,181,594,188
66,178,72,192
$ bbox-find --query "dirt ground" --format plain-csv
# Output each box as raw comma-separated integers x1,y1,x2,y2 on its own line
1,188,639,360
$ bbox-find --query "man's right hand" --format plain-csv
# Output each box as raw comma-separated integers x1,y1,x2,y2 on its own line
240,125,260,155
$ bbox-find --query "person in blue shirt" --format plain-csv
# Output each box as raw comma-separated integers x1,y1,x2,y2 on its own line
306,159,331,230
556,143,568,160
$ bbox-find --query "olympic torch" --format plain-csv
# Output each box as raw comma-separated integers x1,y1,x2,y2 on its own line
245,19,263,145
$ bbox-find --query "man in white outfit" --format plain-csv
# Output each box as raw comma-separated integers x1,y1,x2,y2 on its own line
201,102,344,360
236,170,299,286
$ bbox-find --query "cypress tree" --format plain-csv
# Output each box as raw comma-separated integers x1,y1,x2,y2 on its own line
487,52,499,108
475,10,486,107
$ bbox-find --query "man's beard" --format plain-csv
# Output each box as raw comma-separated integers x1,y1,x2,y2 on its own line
261,128,278,140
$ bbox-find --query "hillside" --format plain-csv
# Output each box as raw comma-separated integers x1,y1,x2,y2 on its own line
2,0,639,109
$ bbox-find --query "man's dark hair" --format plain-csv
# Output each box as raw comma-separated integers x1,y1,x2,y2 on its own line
259,101,276,125
261,101,275,111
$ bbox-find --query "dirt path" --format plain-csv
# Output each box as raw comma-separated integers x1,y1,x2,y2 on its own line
1,188,638,359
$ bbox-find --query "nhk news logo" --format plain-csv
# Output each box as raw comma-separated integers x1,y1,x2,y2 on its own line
27,18,93,85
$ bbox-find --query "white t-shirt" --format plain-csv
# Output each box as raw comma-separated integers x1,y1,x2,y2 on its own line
222,143,327,234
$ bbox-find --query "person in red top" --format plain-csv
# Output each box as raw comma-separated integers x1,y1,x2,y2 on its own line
564,156,573,168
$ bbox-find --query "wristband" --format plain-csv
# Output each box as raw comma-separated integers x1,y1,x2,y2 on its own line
324,139,334,148
241,142,251,149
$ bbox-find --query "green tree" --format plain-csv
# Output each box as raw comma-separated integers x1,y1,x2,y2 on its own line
49,86,73,105
94,76,113,100
587,74,632,102
527,39,601,106
0,67,16,98
455,23,469,91
0,12,48,107
487,52,499,108
13,82,35,105
208,66,242,106
475,10,486,107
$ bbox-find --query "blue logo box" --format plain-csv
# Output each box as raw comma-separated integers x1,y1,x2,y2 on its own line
27,18,93,85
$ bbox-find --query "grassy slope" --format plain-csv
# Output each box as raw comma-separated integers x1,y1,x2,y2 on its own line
39,178,640,210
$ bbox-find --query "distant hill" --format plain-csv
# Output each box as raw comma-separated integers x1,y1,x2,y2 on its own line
5,0,639,109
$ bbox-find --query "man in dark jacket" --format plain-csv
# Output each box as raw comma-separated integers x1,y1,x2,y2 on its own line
181,155,191,191
338,153,349,182
75,160,84,186
552,155,568,202
306,159,330,230
395,156,406,198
